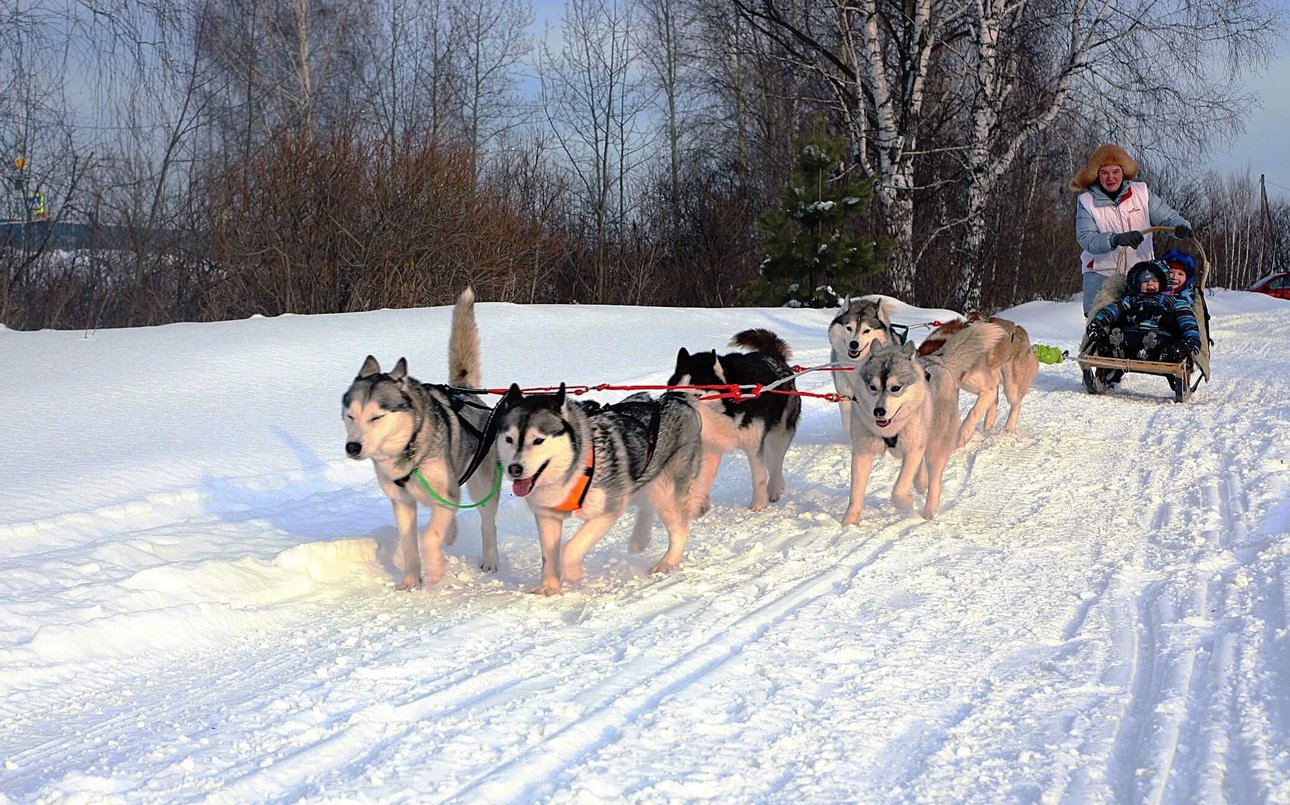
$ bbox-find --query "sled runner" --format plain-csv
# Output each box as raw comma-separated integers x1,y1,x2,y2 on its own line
1077,226,1212,403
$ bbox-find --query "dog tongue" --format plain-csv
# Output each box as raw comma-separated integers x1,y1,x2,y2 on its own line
512,477,535,497
875,418,892,428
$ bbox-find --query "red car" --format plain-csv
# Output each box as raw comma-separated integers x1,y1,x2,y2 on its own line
1249,272,1290,300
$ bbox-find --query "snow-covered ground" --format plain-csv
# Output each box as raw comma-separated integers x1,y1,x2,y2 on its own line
2,291,1288,803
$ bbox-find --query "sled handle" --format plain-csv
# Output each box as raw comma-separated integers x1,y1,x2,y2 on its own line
1114,225,1210,291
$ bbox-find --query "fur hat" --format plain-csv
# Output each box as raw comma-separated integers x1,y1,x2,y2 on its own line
1068,144,1140,192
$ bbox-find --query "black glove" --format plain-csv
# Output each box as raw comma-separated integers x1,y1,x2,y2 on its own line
1110,231,1144,248
1188,338,1201,356
1086,321,1106,342
1174,224,1193,239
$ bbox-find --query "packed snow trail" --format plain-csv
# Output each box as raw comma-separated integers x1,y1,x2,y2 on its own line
1,295,1287,803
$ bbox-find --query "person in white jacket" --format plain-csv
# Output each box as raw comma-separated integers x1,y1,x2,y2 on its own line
1071,143,1193,315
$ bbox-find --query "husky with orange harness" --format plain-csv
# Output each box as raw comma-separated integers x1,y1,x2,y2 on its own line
497,386,703,595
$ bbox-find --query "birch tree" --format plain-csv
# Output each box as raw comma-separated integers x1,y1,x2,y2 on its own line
734,0,1285,307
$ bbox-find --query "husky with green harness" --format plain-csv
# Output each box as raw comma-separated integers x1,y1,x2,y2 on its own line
342,288,502,589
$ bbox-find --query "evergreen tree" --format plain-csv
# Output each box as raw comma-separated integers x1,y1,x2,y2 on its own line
749,119,887,307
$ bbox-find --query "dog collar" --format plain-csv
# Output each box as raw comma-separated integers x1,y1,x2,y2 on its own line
552,449,595,512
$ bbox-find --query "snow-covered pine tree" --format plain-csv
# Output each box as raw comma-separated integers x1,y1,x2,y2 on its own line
750,118,886,307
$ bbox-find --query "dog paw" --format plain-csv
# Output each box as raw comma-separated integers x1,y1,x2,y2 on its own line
560,563,584,583
892,491,914,510
650,557,680,574
395,578,422,591
920,507,936,521
479,555,499,573
749,498,769,512
532,580,562,596
841,510,862,526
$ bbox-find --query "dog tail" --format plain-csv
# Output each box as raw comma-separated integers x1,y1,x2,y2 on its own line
729,328,792,362
449,286,481,388
929,321,1004,384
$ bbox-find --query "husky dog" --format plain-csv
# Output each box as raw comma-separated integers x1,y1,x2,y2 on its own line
840,322,1004,524
828,297,898,437
918,313,1039,447
498,386,703,595
342,288,500,589
668,329,802,513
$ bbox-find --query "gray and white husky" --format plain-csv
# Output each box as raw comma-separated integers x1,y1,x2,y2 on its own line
668,329,801,513
342,288,500,589
498,386,703,595
839,321,1004,524
828,297,897,437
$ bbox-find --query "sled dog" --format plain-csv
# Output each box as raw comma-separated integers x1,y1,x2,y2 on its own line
498,385,703,595
828,297,898,437
918,313,1039,447
342,288,500,589
668,329,801,513
840,321,1004,524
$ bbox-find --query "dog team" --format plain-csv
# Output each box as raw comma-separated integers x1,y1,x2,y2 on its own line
342,289,1038,594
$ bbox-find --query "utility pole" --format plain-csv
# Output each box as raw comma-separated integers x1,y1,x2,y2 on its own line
1259,173,1270,280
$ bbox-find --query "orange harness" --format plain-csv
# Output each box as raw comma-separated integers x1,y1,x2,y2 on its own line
552,449,595,512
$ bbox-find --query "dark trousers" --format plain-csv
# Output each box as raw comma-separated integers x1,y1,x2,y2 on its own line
1090,328,1189,362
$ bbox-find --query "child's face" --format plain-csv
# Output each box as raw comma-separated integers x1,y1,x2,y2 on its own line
1168,266,1187,289
1139,276,1161,294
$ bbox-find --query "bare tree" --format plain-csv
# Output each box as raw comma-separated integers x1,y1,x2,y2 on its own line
537,0,652,302
450,0,534,176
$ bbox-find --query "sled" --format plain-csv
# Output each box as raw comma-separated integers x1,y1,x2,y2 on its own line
1077,226,1212,404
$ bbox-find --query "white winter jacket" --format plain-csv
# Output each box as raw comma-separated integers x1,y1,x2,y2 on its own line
1075,182,1189,276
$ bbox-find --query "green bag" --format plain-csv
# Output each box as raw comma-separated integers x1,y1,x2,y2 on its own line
1034,344,1066,365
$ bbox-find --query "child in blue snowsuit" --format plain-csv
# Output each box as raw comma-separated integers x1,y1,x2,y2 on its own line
1085,259,1202,365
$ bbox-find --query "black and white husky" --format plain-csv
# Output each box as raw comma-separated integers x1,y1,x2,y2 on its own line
828,297,897,437
839,321,1004,524
342,288,500,589
668,329,802,513
498,386,703,595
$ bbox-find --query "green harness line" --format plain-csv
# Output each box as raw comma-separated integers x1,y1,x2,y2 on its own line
411,460,503,509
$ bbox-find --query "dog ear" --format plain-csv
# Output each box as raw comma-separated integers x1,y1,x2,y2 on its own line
553,382,567,412
710,353,727,383
876,298,894,325
504,383,524,405
389,358,408,382
358,355,381,378
676,347,690,366
901,341,919,358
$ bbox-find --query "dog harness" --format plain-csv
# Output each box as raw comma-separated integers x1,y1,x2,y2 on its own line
552,450,595,513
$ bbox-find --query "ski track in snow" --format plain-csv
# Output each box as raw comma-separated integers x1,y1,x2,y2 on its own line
2,298,1289,803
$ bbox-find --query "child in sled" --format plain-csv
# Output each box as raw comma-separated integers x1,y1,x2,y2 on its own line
1084,260,1202,393
1160,248,1197,306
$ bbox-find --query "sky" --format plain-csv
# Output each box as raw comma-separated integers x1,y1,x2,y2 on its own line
1,287,1288,802
1207,49,1290,199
